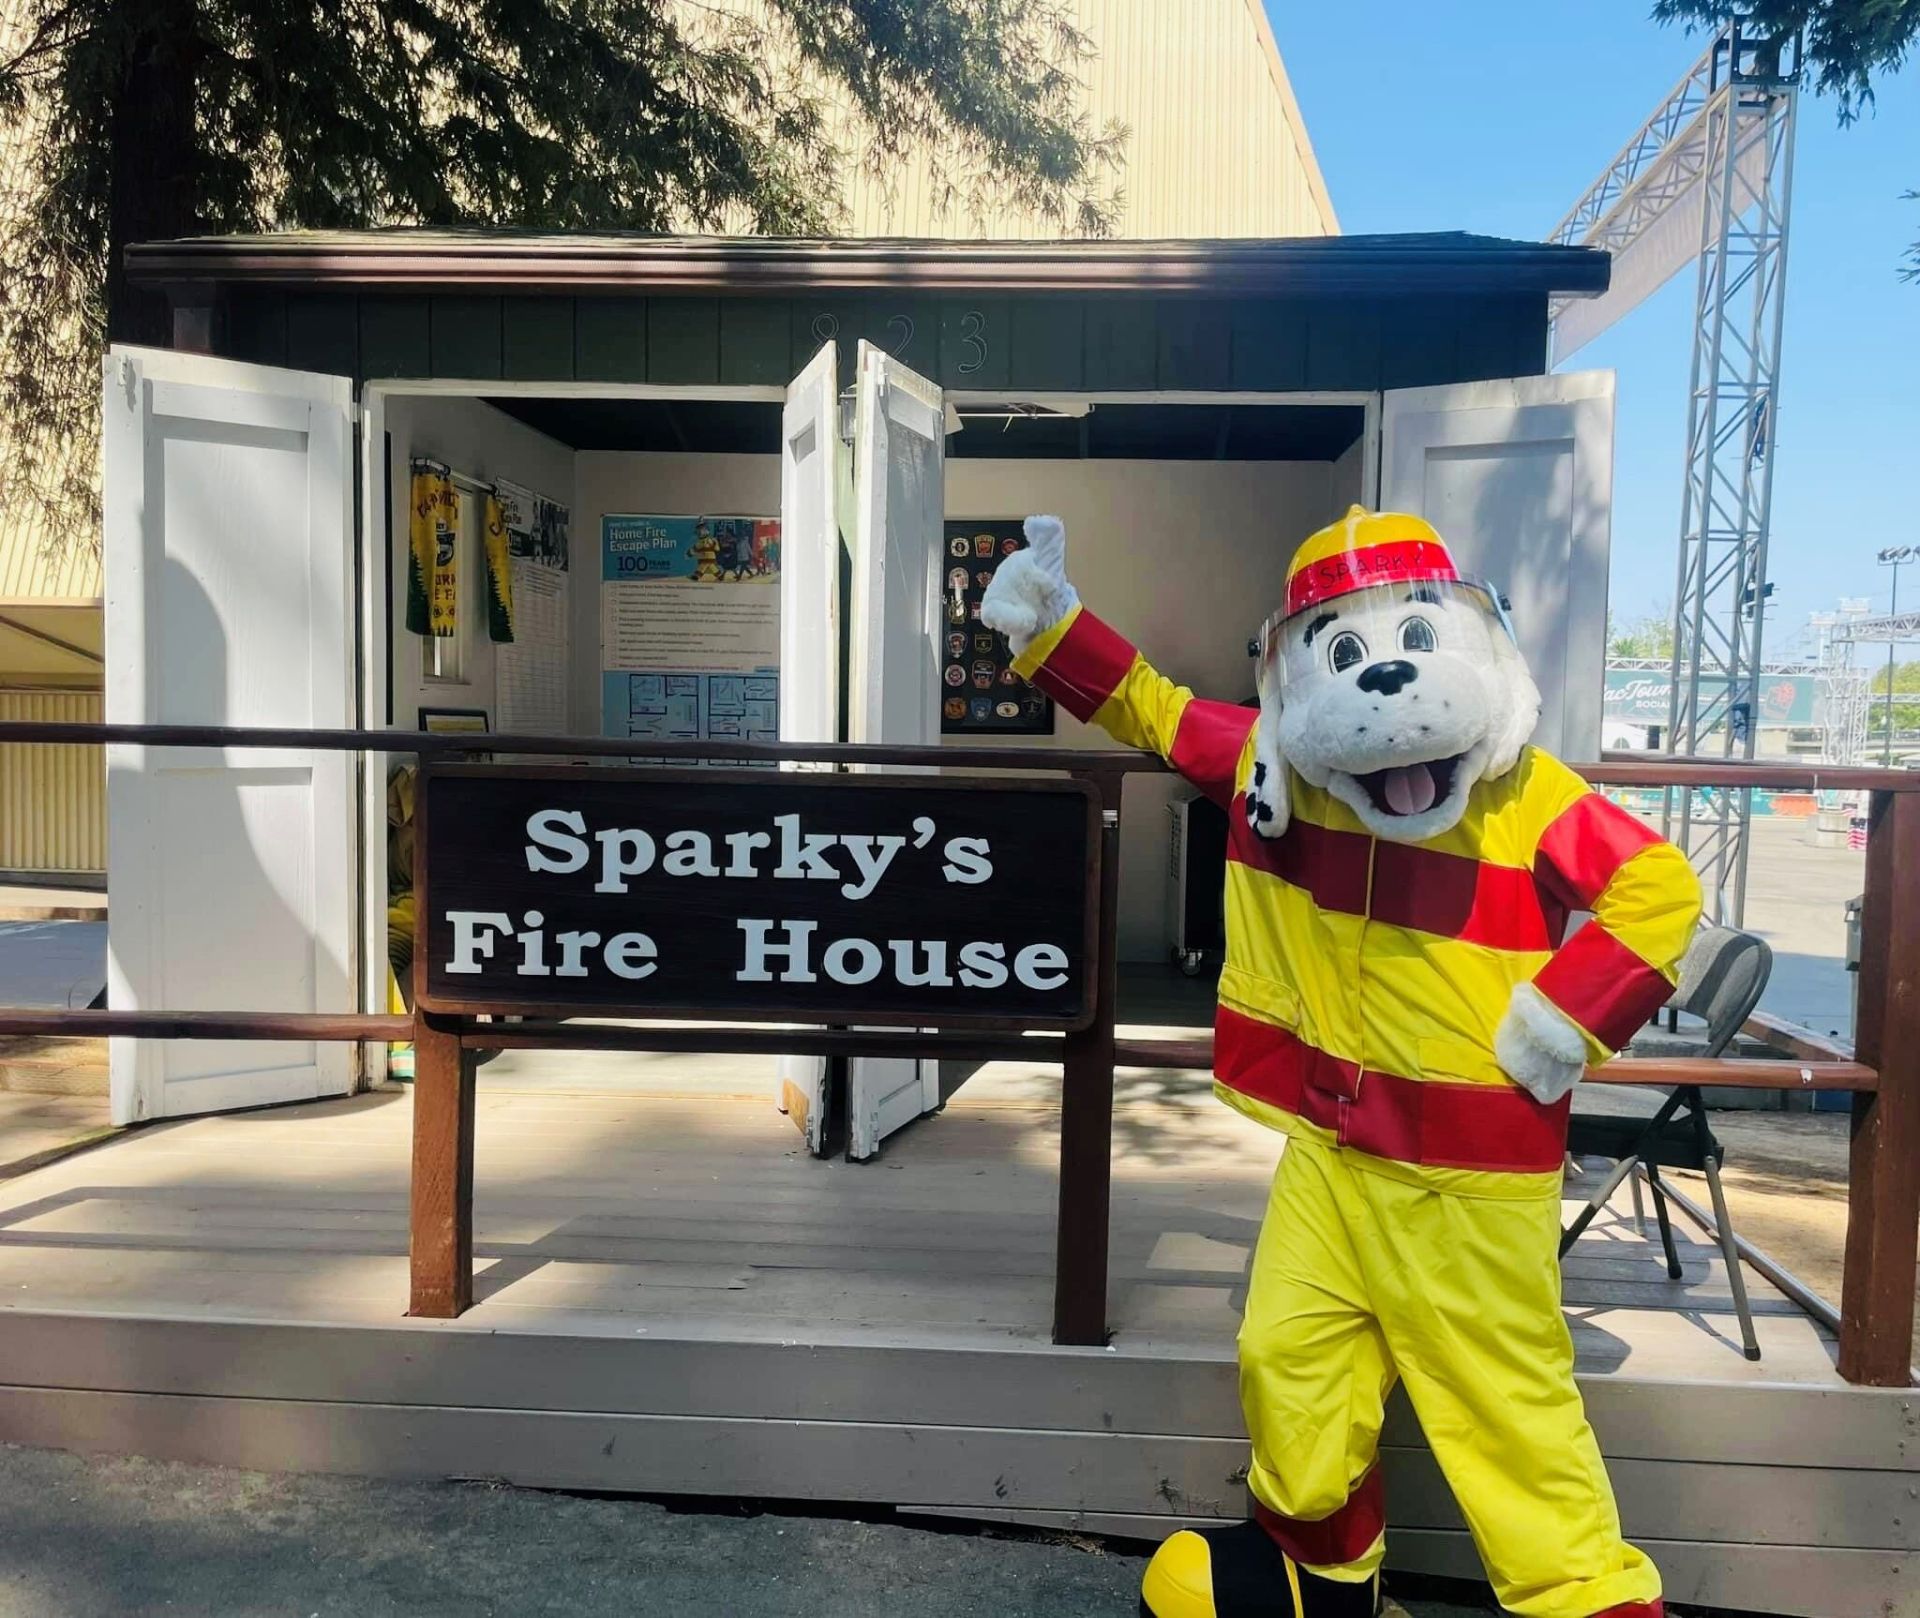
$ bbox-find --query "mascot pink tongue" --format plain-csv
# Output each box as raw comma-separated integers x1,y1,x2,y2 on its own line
980,506,1702,1618
1379,762,1436,816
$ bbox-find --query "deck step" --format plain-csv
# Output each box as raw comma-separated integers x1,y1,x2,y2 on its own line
0,1035,107,1096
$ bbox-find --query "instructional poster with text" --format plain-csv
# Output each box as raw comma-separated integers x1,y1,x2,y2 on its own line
600,514,781,752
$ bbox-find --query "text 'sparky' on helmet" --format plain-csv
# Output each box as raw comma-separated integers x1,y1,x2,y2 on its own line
1252,506,1517,705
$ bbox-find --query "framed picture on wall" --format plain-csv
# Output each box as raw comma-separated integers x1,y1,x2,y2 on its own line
939,520,1055,737
418,706,492,761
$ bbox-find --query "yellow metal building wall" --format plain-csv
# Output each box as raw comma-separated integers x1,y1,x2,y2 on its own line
0,0,101,612
0,689,105,874
689,0,1335,241
835,0,1336,240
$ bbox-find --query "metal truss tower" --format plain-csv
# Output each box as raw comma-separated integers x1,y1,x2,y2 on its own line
1811,604,1874,770
1549,22,1801,925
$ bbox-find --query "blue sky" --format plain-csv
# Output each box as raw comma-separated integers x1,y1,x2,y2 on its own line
1269,2,1920,658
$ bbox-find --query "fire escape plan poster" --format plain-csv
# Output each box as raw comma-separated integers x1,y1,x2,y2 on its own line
600,515,781,751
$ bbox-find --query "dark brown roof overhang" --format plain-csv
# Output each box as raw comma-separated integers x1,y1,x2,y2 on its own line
126,229,1610,300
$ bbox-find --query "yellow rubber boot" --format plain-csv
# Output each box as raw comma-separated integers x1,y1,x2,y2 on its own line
1141,1532,1220,1618
1139,1524,1380,1618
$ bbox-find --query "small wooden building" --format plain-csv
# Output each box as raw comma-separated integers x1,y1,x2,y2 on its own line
106,228,1616,1150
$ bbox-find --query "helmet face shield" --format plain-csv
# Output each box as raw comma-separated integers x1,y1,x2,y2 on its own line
1254,577,1517,708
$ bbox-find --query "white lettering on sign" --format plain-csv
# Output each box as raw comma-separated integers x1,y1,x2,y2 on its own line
446,910,513,973
732,921,1058,993
839,834,905,900
434,802,1079,1004
594,827,656,892
525,811,589,874
662,830,718,877
941,836,993,884
1014,943,1069,990
774,813,840,881
604,932,659,980
737,918,820,983
520,808,1003,901
958,941,1008,988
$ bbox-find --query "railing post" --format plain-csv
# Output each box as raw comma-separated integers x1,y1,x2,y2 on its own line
1839,788,1920,1385
1054,771,1121,1347
408,1009,476,1318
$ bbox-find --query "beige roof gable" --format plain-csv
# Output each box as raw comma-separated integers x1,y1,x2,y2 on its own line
836,0,1336,240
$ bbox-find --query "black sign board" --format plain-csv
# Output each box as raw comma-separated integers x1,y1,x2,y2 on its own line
415,766,1098,1029
940,520,1054,736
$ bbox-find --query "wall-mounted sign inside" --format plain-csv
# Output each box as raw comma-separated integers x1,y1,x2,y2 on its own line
416,767,1097,1028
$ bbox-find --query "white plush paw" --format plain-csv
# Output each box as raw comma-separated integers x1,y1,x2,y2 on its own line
1496,981,1589,1105
1243,725,1290,839
980,550,1055,652
981,515,1078,654
1024,514,1067,572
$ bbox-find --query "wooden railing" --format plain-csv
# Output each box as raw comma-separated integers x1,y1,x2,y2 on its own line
0,723,1911,1385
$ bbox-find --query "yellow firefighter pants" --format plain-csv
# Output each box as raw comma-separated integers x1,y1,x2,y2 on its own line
1239,1134,1662,1618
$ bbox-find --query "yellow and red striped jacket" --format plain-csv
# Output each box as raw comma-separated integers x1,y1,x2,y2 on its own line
1015,605,1702,1198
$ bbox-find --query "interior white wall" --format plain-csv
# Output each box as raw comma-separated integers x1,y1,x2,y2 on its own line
402,434,1342,965
383,396,574,730
572,452,782,732
947,459,1339,961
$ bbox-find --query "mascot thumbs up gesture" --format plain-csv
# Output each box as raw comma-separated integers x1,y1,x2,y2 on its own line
984,510,1699,1618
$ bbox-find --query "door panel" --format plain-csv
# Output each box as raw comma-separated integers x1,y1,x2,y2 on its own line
848,343,945,757
103,347,356,1123
774,342,840,1153
1380,371,1615,759
845,342,947,1160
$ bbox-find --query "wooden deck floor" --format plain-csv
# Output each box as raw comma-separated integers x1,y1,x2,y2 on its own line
0,1056,1907,1617
0,1067,1842,1378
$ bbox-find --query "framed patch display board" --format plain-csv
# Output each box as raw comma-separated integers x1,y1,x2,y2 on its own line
939,520,1054,736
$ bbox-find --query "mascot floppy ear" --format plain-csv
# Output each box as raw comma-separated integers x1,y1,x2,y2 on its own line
1244,675,1290,840
1482,601,1542,780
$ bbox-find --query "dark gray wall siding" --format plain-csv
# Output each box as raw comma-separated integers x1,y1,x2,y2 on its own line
429,296,503,380
214,287,1551,395
503,298,574,381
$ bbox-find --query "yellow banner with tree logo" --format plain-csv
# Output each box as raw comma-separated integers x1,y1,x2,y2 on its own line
483,489,514,642
407,462,459,638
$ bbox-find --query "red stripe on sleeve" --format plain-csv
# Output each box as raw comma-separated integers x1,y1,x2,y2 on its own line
1535,792,1662,913
1026,611,1138,724
1168,700,1256,806
1533,921,1672,1053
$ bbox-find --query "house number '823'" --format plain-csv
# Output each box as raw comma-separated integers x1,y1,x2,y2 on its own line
807,310,986,371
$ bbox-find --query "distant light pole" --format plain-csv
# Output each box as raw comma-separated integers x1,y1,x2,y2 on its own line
1879,546,1913,766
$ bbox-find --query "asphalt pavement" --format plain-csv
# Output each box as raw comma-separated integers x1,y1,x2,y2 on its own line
0,1443,1497,1618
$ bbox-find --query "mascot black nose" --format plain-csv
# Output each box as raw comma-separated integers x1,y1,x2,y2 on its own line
1356,659,1418,696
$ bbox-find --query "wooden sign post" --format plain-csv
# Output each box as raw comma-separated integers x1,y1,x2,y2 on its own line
407,765,1100,1319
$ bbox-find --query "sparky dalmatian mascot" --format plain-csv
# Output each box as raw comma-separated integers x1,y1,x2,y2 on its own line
983,509,1699,1618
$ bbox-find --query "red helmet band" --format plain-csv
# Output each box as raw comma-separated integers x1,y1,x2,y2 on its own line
1284,540,1462,619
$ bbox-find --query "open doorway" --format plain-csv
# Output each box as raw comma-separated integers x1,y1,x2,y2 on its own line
365,377,1369,1151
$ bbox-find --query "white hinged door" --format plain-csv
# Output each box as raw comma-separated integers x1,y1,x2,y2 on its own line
102,346,357,1124
845,340,946,1160
1380,371,1616,759
773,342,841,1152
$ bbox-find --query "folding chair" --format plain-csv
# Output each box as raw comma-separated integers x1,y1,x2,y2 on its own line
1558,926,1773,1362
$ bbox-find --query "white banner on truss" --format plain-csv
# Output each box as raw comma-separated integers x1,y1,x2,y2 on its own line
1553,121,1766,364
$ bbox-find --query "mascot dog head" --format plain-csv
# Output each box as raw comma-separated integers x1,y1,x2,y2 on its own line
1248,507,1540,845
